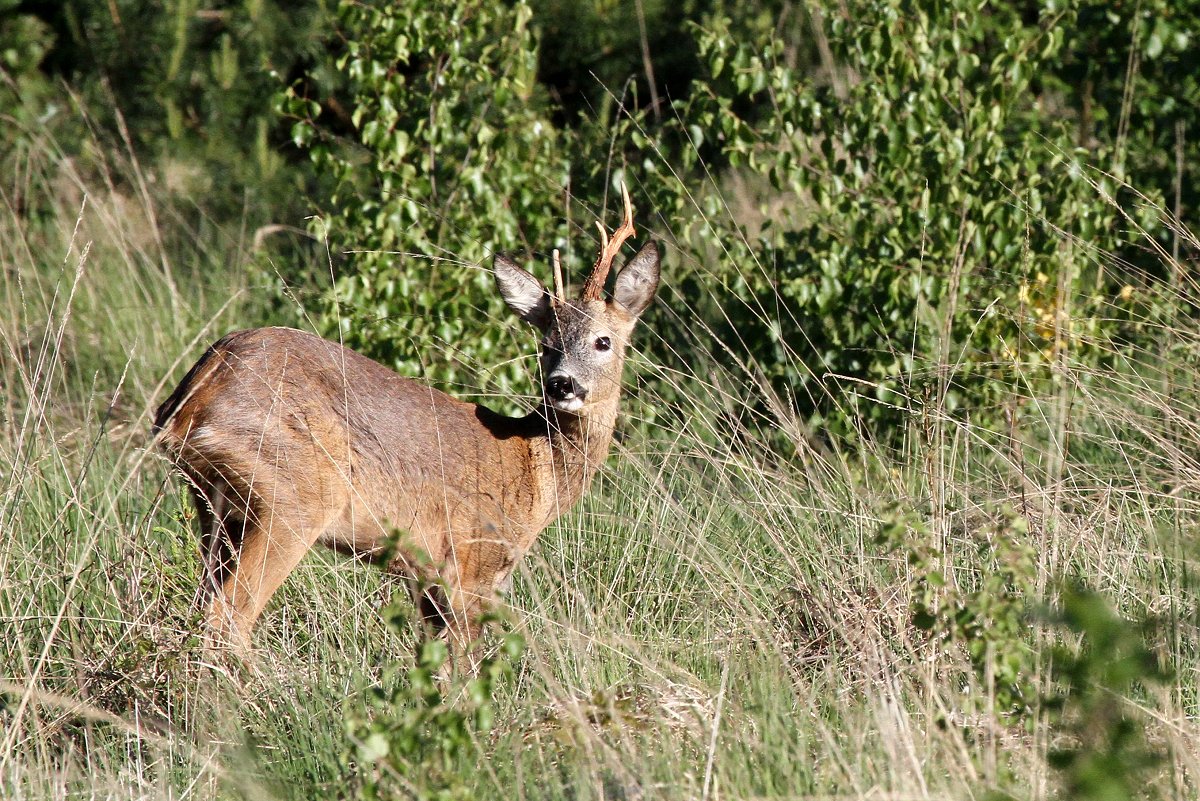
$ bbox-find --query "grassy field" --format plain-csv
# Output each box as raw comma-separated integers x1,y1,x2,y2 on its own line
2,136,1198,801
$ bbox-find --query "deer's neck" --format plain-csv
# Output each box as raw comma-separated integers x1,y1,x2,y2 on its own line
531,397,620,524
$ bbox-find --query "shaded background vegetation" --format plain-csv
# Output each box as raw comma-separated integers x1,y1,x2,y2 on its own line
6,0,1200,430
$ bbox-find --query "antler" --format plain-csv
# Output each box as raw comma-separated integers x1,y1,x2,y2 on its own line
581,182,636,301
551,248,565,302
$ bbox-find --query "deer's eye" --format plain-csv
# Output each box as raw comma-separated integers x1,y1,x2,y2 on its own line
595,337,611,352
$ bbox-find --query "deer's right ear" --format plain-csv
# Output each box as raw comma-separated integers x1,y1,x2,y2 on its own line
494,255,553,328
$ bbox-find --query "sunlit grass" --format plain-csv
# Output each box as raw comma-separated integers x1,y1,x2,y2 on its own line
1,131,1198,801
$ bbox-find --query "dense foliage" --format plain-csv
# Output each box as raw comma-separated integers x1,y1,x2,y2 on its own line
278,0,573,394
8,1,1199,431
271,0,1198,431
1,0,332,221
667,2,1130,424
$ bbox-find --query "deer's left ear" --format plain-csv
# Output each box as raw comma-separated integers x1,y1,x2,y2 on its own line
612,242,660,319
495,254,554,329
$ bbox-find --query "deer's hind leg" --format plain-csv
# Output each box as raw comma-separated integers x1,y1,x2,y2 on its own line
182,474,252,647
177,468,243,612
205,487,345,648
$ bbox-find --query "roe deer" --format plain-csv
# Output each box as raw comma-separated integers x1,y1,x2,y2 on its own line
153,186,660,668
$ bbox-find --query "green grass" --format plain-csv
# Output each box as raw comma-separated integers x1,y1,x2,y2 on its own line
2,137,1198,800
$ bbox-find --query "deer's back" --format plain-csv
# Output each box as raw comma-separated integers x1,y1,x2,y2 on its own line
154,327,546,558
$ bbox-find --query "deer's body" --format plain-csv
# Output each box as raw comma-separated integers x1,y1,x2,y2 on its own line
154,189,658,663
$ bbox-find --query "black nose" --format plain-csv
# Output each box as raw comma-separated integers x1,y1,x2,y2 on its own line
547,375,583,401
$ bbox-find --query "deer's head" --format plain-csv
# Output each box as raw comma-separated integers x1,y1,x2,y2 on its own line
494,186,660,415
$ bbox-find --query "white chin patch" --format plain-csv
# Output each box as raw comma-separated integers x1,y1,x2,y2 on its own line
552,397,585,412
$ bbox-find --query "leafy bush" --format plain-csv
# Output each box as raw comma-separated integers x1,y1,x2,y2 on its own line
651,0,1148,431
0,1,55,116
877,504,1038,720
879,508,1173,798
280,0,579,397
345,600,524,801
1050,0,1200,268
275,0,1200,439
1046,586,1170,801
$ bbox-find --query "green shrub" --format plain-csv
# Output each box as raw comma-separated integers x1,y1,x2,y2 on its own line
650,0,1146,432
345,600,524,801
280,0,578,398
1050,0,1200,269
877,504,1038,720
1045,586,1170,801
275,0,1200,441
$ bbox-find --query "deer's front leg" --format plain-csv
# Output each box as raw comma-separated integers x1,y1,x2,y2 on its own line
423,525,517,677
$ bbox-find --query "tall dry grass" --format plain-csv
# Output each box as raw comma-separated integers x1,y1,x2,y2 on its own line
0,126,1197,800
